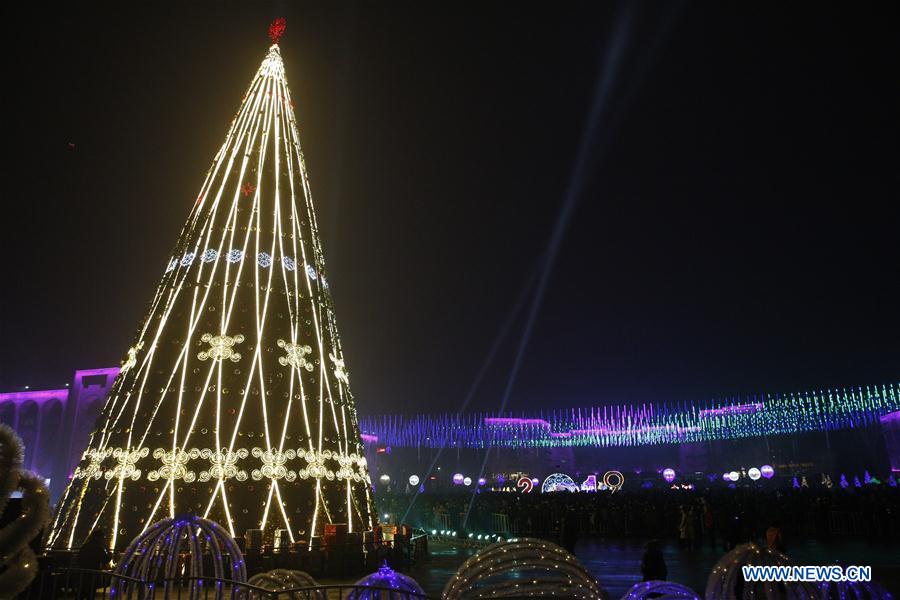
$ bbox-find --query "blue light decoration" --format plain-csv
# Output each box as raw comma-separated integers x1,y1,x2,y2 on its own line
792,477,800,489
760,464,775,479
113,515,246,599
888,474,897,488
358,384,899,449
347,562,425,600
820,579,895,599
840,474,849,489
580,474,597,492
452,473,464,485
854,475,862,488
541,473,578,493
622,580,700,599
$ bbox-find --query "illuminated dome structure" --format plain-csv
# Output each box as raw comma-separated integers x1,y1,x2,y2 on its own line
705,542,817,599
247,569,324,600
346,563,425,600
113,516,245,597
541,473,578,493
48,19,374,551
621,580,700,599
820,580,895,599
442,538,605,599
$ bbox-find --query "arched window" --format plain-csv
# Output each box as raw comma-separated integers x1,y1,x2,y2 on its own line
35,400,64,478
0,402,14,428
17,401,39,470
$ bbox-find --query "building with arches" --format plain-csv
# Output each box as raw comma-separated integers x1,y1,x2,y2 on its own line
0,367,118,502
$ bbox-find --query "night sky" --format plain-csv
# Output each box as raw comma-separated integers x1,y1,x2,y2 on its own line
2,2,898,414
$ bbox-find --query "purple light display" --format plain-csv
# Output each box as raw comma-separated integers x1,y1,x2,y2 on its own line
358,383,899,449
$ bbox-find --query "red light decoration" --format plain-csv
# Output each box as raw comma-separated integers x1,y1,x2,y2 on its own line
241,182,256,197
268,18,286,45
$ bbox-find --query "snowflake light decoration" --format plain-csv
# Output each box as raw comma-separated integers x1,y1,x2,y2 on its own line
330,352,349,386
121,341,144,374
165,258,178,272
201,248,218,263
282,256,296,271
104,447,150,481
198,333,245,362
257,252,272,268
251,447,297,481
226,249,244,263
73,448,112,480
181,252,196,267
198,448,249,482
147,448,199,482
298,449,335,480
305,264,317,280
277,339,314,371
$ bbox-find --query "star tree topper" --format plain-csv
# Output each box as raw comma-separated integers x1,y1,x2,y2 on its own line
268,18,286,45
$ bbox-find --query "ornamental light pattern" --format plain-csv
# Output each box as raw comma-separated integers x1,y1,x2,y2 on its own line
49,22,374,551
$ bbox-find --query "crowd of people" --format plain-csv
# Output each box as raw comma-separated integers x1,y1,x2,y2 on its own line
377,483,900,553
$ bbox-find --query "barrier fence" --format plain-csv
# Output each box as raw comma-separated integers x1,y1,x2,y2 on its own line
19,568,438,600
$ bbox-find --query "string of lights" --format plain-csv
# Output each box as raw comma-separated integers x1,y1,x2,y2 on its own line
359,384,899,449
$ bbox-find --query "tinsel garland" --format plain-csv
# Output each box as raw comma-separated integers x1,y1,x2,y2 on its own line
0,424,51,598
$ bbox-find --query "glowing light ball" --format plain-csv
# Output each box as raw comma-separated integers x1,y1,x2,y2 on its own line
722,472,731,481
378,474,390,484
348,562,425,600
442,538,606,599
453,473,465,485
748,467,761,481
662,468,676,483
760,464,775,479
728,471,740,482
463,477,472,486
408,474,420,486
622,580,700,599
477,477,486,486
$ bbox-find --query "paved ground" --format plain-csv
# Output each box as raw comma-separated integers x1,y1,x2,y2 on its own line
406,537,900,598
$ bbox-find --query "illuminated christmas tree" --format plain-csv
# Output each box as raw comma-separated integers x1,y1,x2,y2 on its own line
49,19,375,550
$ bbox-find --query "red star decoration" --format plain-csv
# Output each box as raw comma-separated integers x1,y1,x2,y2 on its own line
241,182,256,197
268,18,286,45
